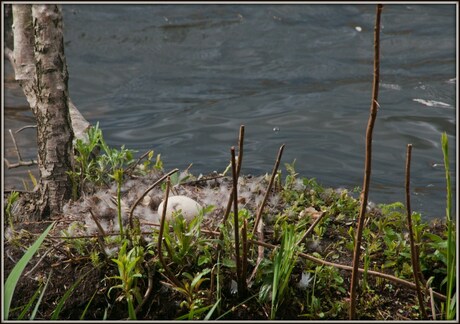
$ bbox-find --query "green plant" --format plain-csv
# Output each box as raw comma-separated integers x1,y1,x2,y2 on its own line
441,132,456,320
160,207,213,269
5,191,19,229
174,269,212,320
107,241,144,320
259,222,301,319
110,168,125,238
4,222,55,320
51,270,92,320
68,122,136,196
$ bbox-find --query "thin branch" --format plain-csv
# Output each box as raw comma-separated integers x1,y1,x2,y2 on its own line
252,144,285,235
8,130,19,158
88,208,108,258
4,158,37,169
231,146,242,295
124,150,153,176
248,239,447,302
405,144,428,319
157,176,183,288
429,287,437,320
241,218,248,293
222,125,245,224
15,125,37,133
128,168,179,229
136,266,154,314
349,4,383,320
296,210,326,246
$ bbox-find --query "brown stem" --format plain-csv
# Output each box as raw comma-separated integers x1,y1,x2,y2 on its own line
405,144,428,319
429,287,437,320
222,125,245,224
124,150,154,176
248,239,447,302
157,177,182,288
252,144,285,235
4,129,38,169
349,4,383,320
296,210,326,246
128,168,179,228
231,146,242,294
241,218,248,293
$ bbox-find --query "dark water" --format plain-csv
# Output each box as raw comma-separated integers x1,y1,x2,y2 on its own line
4,4,456,220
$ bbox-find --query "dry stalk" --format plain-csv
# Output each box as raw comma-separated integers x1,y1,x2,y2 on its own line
241,218,248,292
349,4,383,320
405,144,428,319
429,287,436,320
296,210,327,246
157,176,182,288
252,144,285,236
223,125,245,223
248,239,447,302
128,168,179,228
88,208,108,257
231,146,243,294
124,150,153,176
4,129,38,169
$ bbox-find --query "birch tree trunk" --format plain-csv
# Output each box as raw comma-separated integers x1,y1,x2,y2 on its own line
8,4,87,219
32,5,74,218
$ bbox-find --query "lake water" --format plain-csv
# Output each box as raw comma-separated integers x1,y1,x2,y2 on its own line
3,4,456,221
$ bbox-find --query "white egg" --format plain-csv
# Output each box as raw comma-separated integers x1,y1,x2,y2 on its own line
157,195,202,222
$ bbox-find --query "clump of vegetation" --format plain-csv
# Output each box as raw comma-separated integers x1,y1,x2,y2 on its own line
3,127,456,320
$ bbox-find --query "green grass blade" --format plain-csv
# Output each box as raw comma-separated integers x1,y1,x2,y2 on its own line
30,270,53,320
17,283,43,320
204,298,221,320
79,288,99,320
4,221,55,320
441,132,456,320
50,269,92,320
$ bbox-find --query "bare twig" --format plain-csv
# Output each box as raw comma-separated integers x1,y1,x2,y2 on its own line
88,208,108,257
248,239,447,302
252,144,285,235
181,173,224,186
128,168,179,228
349,4,383,320
231,146,243,295
4,129,38,169
136,266,154,314
296,210,327,246
241,218,248,293
223,125,245,224
15,125,37,133
248,220,265,284
405,144,428,319
236,125,245,177
429,287,437,320
124,150,153,176
157,176,183,288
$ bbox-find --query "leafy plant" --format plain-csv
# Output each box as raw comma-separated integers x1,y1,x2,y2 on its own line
68,122,136,196
259,222,301,319
173,269,212,320
5,191,19,229
110,168,125,238
107,241,144,320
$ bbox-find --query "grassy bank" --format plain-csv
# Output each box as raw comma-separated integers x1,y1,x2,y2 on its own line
3,125,456,320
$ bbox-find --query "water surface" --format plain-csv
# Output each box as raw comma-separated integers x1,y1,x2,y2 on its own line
4,4,456,220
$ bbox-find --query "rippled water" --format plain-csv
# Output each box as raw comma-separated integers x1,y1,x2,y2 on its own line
4,4,456,220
